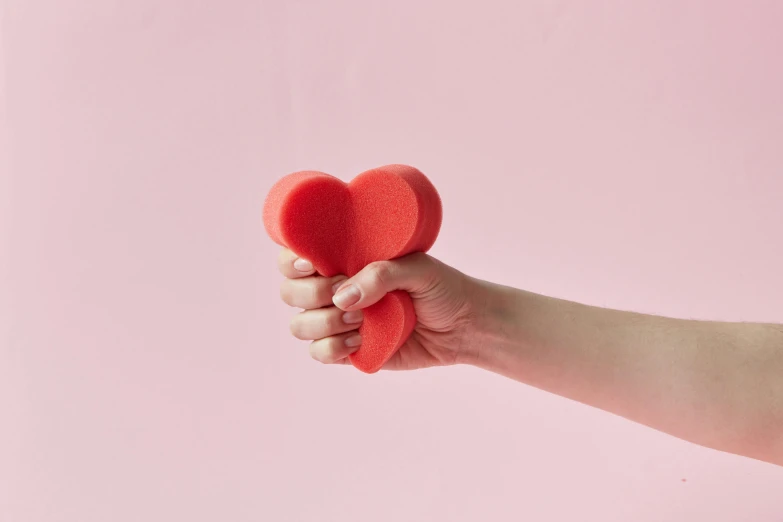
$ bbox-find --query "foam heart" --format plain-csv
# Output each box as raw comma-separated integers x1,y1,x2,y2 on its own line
263,164,442,373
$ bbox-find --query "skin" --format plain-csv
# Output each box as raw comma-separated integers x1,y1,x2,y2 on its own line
278,248,783,467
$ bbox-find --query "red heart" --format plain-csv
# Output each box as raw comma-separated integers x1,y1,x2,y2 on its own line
263,164,442,373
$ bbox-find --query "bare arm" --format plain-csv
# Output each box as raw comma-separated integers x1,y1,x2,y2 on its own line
467,279,783,465
278,249,783,466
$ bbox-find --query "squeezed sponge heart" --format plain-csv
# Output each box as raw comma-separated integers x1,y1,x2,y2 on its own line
262,164,442,373
263,171,351,278
350,290,418,373
348,165,442,275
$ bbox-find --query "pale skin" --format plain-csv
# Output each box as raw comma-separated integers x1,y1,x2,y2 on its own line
278,248,783,467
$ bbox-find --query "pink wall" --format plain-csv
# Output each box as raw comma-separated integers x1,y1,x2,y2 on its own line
3,1,783,520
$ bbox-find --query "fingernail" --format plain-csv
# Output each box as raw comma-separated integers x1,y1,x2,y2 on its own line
293,258,313,272
342,310,363,324
333,284,360,308
344,334,362,348
331,278,348,295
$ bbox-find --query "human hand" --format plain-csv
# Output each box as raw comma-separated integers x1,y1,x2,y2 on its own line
277,248,481,370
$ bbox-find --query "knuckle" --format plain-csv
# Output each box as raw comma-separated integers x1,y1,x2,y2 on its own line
413,251,434,268
307,284,323,308
323,310,342,331
310,338,340,364
279,280,293,306
321,340,341,363
317,315,333,335
281,279,322,309
309,311,335,338
309,342,325,363
308,342,321,362
289,314,307,340
407,251,434,273
367,260,392,287
407,252,438,287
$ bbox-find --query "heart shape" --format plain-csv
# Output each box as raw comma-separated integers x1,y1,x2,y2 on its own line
263,164,442,373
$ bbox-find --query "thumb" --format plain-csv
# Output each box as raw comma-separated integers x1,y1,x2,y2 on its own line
331,253,438,311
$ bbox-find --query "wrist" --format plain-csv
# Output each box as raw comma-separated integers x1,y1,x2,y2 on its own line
460,277,531,370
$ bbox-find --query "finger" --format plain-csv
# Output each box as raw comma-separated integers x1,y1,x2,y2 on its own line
280,274,348,309
331,252,438,311
309,332,363,364
289,306,363,341
277,248,316,279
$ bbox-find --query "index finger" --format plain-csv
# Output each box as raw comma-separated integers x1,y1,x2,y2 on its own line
277,248,317,279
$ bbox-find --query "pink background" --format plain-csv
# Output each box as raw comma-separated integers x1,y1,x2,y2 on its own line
3,1,783,520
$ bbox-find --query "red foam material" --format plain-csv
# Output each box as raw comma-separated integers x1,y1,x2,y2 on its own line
263,164,442,373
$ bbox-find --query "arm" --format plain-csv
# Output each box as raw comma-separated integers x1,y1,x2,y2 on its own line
468,279,783,466
277,249,783,466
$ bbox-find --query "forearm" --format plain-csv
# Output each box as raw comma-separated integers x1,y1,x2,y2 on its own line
467,279,783,465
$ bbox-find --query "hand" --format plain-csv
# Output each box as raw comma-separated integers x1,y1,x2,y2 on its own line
277,248,481,370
